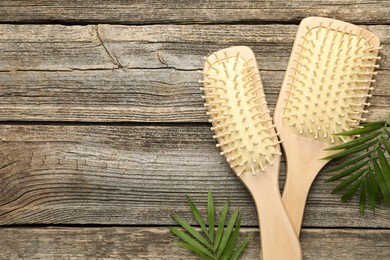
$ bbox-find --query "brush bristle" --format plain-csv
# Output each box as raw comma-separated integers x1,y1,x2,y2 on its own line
283,21,380,144
202,47,281,176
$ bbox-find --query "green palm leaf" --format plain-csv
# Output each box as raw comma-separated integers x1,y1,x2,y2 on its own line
368,168,382,201
359,181,366,215
372,159,390,207
325,114,390,214
325,131,381,151
341,178,363,202
217,208,239,258
334,123,383,136
325,160,368,182
377,148,390,188
170,193,252,259
171,214,213,249
170,227,214,258
221,218,241,260
361,121,387,127
331,169,366,193
322,139,378,160
365,174,377,211
186,195,210,240
382,137,390,155
323,151,372,173
214,200,229,251
175,242,211,259
231,233,253,260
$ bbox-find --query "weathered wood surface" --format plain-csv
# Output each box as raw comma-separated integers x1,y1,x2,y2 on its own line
0,24,389,122
0,1,389,24
1,24,389,71
0,70,388,122
0,227,389,259
0,125,389,226
1,4,389,258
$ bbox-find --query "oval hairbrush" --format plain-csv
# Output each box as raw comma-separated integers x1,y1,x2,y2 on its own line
201,46,302,260
274,17,381,236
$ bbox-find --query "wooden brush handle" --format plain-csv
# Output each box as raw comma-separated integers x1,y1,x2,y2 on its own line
242,167,302,260
282,159,327,236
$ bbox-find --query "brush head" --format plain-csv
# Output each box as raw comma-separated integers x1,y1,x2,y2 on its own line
280,17,380,144
201,46,281,176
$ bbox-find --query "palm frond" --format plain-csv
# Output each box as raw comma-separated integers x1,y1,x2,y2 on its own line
325,114,390,214
359,181,367,215
214,200,229,251
186,195,210,240
170,192,252,259
216,208,239,259
230,233,253,260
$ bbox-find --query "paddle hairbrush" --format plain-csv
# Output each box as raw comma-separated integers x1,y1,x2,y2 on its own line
274,17,380,235
201,46,302,259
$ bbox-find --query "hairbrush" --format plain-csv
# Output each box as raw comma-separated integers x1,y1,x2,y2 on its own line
201,46,302,259
273,17,380,235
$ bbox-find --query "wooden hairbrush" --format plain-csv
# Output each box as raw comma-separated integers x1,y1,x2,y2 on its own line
274,17,381,236
201,46,302,260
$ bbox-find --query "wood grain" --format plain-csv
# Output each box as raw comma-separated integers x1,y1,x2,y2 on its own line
0,69,388,122
0,124,389,226
0,24,388,122
0,1,389,24
0,227,389,259
1,24,389,72
0,2,389,258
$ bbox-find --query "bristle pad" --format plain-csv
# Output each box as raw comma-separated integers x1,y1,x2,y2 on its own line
283,24,379,144
203,51,279,176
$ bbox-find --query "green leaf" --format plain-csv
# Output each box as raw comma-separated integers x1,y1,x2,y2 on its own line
170,227,214,258
331,168,366,193
186,195,210,240
322,139,377,160
334,125,383,136
361,121,386,127
377,148,390,188
326,160,369,182
207,191,215,241
216,208,239,258
359,181,366,215
325,131,381,150
171,214,212,249
385,127,390,136
171,192,252,259
341,178,363,202
231,233,253,260
221,218,241,260
382,137,390,155
214,200,229,251
323,151,373,173
372,159,390,207
365,174,377,211
174,242,210,259
368,168,382,201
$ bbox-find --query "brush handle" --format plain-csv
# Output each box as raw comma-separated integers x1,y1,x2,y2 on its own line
242,168,302,260
282,159,328,236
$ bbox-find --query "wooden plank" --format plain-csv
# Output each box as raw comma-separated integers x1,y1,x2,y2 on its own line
0,24,389,72
0,227,389,259
94,24,390,71
0,125,389,226
0,69,388,122
0,24,388,122
0,1,389,24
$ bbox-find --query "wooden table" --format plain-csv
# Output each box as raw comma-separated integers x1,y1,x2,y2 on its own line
0,1,389,259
